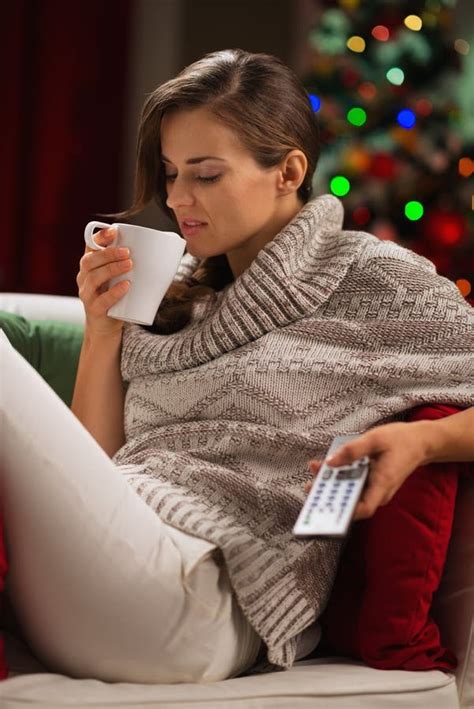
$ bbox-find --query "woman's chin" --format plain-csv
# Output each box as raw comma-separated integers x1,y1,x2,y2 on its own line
185,241,217,259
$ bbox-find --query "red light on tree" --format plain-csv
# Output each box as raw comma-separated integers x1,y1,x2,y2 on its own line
423,210,467,247
353,206,371,225
369,153,398,180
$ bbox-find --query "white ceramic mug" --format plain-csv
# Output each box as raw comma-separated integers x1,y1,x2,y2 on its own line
84,221,185,325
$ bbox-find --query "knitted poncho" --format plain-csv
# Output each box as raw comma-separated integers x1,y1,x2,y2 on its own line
112,193,474,669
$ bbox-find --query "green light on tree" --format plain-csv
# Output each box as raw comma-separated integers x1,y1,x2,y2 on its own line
347,107,367,126
330,176,351,196
404,200,424,220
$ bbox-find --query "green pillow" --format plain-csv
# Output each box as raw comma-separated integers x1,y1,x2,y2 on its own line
0,311,84,407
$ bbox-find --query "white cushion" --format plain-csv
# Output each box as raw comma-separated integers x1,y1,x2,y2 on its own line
0,633,459,709
0,293,85,325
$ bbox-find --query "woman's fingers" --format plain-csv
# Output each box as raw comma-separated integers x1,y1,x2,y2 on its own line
76,226,134,335
304,459,322,491
352,477,394,520
326,432,382,467
84,226,118,254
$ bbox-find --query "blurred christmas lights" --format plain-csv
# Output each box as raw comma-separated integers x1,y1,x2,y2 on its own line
347,36,366,52
304,0,473,285
370,153,398,180
415,98,433,116
423,210,466,246
352,206,371,225
386,67,405,85
422,11,438,28
397,109,416,129
347,107,367,126
456,279,472,297
405,201,424,220
358,82,377,100
404,15,423,31
458,157,474,178
454,39,470,55
371,25,390,41
309,93,321,112
339,0,360,9
330,176,351,196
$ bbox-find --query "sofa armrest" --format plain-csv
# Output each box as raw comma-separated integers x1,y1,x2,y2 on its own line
433,472,474,709
0,293,85,325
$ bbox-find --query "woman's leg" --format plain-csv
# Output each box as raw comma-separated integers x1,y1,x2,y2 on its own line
0,333,260,683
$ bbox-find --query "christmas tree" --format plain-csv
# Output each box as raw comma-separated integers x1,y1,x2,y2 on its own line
303,0,473,299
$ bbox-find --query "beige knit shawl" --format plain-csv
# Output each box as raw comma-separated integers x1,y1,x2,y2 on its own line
113,194,474,669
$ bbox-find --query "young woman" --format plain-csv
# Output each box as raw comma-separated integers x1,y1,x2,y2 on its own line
2,48,473,685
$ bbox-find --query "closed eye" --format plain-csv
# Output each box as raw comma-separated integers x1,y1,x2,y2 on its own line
165,175,221,183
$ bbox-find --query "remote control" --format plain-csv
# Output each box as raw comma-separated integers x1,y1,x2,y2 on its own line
293,435,370,538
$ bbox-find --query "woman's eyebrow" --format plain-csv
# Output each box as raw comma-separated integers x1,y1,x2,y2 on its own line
161,155,227,164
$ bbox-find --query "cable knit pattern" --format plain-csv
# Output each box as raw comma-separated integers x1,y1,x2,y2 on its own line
112,194,474,669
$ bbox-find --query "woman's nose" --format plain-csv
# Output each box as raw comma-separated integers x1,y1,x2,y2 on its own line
165,177,195,210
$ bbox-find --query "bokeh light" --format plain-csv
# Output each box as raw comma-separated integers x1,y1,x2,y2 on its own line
404,200,424,220
358,81,377,100
347,36,366,53
454,38,470,55
330,176,351,196
339,0,360,9
404,15,423,31
456,279,472,297
458,157,474,177
422,11,438,28
341,68,360,87
347,107,367,126
397,109,416,129
371,25,390,41
415,98,433,116
342,146,371,173
352,206,371,225
309,93,321,112
386,67,405,85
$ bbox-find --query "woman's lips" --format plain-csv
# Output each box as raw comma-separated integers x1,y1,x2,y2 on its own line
181,222,207,237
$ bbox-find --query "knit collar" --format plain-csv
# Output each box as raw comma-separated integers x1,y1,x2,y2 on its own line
122,194,367,376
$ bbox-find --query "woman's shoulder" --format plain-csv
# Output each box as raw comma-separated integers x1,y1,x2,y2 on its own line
335,232,473,322
355,234,436,272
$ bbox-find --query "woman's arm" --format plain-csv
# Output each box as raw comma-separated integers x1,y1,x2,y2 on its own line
306,407,474,520
72,226,133,458
421,407,474,462
71,329,126,458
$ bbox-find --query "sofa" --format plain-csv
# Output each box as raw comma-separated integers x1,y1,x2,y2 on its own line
0,292,473,709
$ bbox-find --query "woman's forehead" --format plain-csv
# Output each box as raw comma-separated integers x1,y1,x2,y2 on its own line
160,108,244,161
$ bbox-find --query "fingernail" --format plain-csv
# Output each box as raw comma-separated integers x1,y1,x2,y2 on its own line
118,247,130,256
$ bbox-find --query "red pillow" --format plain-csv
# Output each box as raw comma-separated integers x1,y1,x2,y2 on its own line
319,404,466,671
0,511,8,679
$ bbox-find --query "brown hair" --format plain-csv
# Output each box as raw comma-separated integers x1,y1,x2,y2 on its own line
116,48,320,334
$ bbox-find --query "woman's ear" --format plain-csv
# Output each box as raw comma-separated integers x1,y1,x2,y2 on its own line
276,150,308,196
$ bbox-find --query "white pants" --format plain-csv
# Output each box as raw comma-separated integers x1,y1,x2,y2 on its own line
0,331,261,683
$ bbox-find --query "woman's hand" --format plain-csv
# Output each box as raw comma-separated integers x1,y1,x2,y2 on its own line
305,421,431,520
76,227,133,337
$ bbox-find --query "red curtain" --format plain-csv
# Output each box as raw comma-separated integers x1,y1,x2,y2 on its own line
0,0,132,295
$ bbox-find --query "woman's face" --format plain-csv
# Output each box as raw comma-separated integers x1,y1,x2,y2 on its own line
160,107,306,277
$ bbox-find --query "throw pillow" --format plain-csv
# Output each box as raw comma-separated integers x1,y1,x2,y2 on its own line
319,404,463,671
0,311,83,406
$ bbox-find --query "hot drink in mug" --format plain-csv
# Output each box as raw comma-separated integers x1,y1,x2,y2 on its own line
84,221,185,326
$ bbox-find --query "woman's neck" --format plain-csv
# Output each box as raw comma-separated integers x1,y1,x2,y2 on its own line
226,194,304,279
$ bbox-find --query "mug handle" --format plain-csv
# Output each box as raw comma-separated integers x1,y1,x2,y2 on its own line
84,221,117,250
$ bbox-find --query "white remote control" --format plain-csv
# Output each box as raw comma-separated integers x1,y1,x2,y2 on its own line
293,435,370,538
